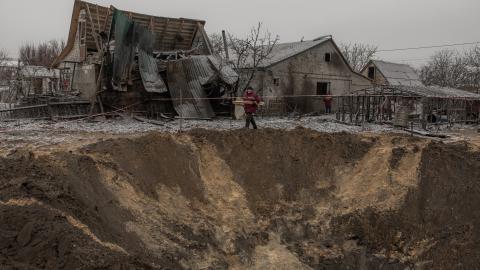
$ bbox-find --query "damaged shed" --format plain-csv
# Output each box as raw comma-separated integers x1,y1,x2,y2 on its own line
337,85,480,128
52,0,237,119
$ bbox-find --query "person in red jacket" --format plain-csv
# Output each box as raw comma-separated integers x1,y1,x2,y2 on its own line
243,87,261,129
323,91,333,114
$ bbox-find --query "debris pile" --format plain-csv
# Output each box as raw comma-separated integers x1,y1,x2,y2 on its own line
0,0,238,121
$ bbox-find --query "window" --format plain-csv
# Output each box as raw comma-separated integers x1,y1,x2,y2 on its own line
273,78,280,86
368,67,375,79
316,82,329,95
324,53,331,62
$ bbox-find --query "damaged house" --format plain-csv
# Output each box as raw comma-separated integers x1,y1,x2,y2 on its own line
52,0,237,119
238,36,372,114
0,60,61,104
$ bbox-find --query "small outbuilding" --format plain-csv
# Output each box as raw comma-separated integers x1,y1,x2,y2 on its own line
360,60,423,87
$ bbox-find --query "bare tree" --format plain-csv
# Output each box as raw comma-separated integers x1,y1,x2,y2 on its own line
464,46,480,92
0,48,8,66
19,40,65,67
209,32,227,58
0,49,15,103
420,49,469,88
0,48,14,82
0,48,9,79
212,23,279,94
339,42,378,72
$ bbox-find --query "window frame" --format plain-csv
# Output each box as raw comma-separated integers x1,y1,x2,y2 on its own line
273,77,280,86
368,66,375,80
316,82,330,96
324,53,332,63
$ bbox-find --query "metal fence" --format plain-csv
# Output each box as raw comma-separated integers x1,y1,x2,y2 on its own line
1,95,479,132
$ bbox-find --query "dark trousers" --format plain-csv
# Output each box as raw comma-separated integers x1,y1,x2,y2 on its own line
245,113,257,129
325,106,332,114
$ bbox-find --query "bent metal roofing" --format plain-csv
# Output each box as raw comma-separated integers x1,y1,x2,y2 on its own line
54,0,207,66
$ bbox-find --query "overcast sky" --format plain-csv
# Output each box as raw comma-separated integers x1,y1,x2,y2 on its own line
1,0,479,67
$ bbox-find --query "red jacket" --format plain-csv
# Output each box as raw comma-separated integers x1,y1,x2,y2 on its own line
243,91,261,113
323,96,333,107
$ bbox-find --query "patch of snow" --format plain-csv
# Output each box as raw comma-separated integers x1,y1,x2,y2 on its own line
0,115,396,135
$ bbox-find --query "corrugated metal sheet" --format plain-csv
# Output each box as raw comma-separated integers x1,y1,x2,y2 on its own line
357,85,480,99
398,85,480,99
207,55,238,85
167,56,215,118
372,60,424,86
138,50,167,93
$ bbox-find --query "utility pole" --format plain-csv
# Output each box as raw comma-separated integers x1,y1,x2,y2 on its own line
222,30,230,61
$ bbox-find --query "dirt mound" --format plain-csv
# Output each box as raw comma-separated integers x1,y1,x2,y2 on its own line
0,129,479,269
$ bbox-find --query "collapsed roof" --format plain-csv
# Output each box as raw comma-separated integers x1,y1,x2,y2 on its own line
51,0,238,119
53,0,213,66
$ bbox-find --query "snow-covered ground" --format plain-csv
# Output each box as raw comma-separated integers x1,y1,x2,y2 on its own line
0,115,478,152
0,115,396,134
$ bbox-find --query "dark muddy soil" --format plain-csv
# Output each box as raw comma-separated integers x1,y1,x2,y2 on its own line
0,129,479,269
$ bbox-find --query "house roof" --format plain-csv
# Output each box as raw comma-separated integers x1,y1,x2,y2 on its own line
367,60,424,86
0,62,59,78
245,36,331,68
398,85,480,99
354,85,480,99
53,0,209,66
0,60,19,68
239,36,370,81
21,66,60,78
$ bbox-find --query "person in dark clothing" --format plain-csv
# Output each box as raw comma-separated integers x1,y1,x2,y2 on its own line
243,87,261,129
323,91,333,114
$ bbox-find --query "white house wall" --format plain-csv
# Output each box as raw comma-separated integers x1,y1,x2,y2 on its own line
252,40,371,113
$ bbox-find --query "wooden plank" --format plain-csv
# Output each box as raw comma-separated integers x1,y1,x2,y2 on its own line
189,24,199,49
196,22,213,54
85,4,101,51
159,18,170,45
95,4,101,31
149,17,154,31
152,26,197,34
172,19,185,49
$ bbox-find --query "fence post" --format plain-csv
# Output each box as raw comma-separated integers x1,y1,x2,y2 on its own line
47,99,54,120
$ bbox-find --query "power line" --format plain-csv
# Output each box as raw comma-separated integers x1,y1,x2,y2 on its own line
386,58,431,62
378,41,480,52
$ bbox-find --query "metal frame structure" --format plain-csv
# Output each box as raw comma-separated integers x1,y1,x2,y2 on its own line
337,85,480,128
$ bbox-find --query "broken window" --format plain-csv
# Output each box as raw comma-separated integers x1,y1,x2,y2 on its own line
273,78,280,86
368,66,375,79
324,53,331,62
316,82,329,95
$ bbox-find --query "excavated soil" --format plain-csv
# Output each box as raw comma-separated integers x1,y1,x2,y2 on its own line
0,128,479,269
